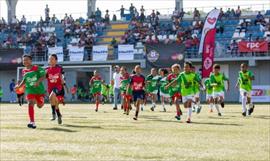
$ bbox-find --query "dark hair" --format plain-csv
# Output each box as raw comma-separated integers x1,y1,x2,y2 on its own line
213,64,220,69
184,61,193,67
160,68,168,75
23,54,32,60
50,54,58,60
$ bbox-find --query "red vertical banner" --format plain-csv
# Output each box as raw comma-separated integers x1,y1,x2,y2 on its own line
202,29,216,78
199,9,220,78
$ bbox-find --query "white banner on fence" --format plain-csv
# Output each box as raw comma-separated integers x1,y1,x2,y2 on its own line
68,46,84,61
239,85,270,102
118,45,134,60
92,45,108,61
48,46,64,62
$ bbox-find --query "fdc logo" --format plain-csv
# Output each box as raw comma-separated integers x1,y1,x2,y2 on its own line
247,42,259,49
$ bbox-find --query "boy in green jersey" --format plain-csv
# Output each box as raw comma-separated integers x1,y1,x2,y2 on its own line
167,62,200,123
89,70,103,112
15,55,46,129
159,68,170,112
191,65,203,114
204,78,214,112
146,68,161,111
236,63,255,116
101,83,109,104
210,64,230,116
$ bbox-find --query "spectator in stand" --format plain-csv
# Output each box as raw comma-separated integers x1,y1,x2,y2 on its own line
164,35,172,44
112,14,117,21
230,40,239,56
216,20,224,34
235,6,241,18
111,37,118,57
45,4,50,26
51,14,57,24
193,8,200,20
140,6,145,22
120,5,125,19
11,16,19,25
225,8,231,19
95,8,102,21
105,10,110,25
191,35,200,47
21,15,26,24
179,8,185,20
129,3,135,18
255,11,265,25
219,8,224,19
9,79,16,103
230,9,236,18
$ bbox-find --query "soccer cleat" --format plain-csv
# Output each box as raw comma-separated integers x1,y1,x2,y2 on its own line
150,106,155,111
196,106,202,114
248,107,254,116
218,113,222,116
169,101,172,106
210,109,213,113
133,117,137,120
175,115,181,120
186,118,191,123
192,106,196,112
27,122,36,129
242,112,247,117
51,114,56,121
141,107,144,111
221,102,225,108
163,108,166,112
113,107,117,110
95,108,98,112
58,116,62,124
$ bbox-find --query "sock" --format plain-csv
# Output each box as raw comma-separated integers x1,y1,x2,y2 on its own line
55,108,61,117
242,96,247,113
96,101,99,110
249,98,253,108
215,104,221,113
187,107,192,119
209,103,214,110
197,100,201,107
28,104,34,122
135,111,139,118
162,102,165,108
51,105,56,115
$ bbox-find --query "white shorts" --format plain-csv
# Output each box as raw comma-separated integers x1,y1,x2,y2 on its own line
240,89,251,98
160,92,170,98
182,95,194,103
150,90,158,95
206,94,213,100
213,91,224,99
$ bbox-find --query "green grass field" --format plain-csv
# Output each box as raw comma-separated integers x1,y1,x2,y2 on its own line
0,103,269,161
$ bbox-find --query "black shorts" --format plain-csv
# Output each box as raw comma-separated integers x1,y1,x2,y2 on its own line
132,90,145,102
52,88,65,97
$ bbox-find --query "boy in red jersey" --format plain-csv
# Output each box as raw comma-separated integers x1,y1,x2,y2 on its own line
127,65,145,120
15,55,46,129
46,54,65,124
89,70,103,112
167,64,182,120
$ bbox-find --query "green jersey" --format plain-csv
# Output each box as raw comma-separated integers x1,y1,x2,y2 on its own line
159,76,169,94
22,65,46,95
120,73,132,95
90,76,102,94
109,84,114,96
193,72,201,93
146,75,161,93
210,73,228,92
204,78,213,94
168,73,181,97
101,84,109,96
238,71,253,92
177,72,200,96
0,88,3,97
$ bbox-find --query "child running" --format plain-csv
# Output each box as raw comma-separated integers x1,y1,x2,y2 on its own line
146,68,160,111
210,64,230,116
15,80,25,106
191,66,203,114
167,64,182,120
236,63,255,116
204,77,214,112
15,55,46,129
89,70,103,112
166,62,200,123
159,68,170,112
127,65,145,120
120,66,132,115
45,54,65,124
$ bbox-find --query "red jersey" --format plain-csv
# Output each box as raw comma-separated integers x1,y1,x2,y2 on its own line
120,73,130,81
167,73,178,82
130,74,145,91
90,75,102,84
46,65,64,93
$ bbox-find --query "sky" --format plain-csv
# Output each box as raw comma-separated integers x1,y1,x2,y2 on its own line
0,0,269,21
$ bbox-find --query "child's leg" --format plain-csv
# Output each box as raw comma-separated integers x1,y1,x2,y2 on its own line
95,95,99,111
241,92,247,114
28,100,35,123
